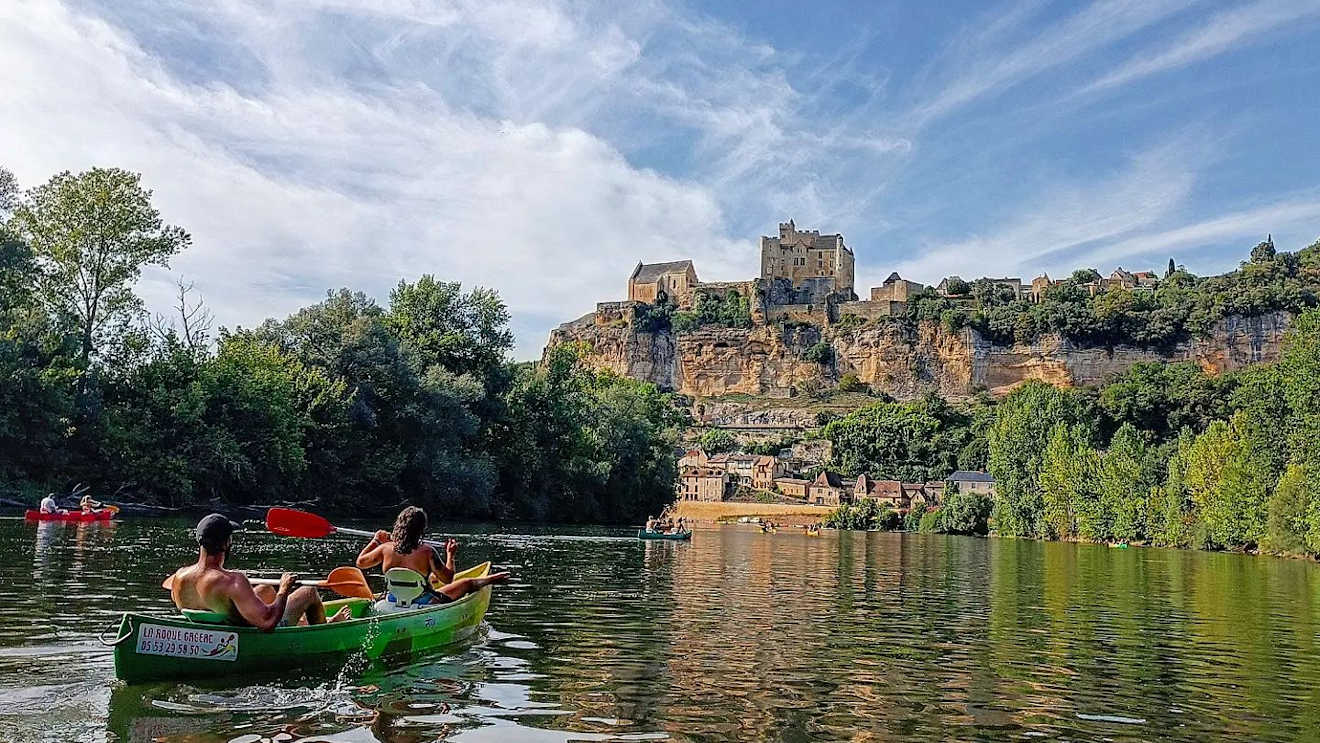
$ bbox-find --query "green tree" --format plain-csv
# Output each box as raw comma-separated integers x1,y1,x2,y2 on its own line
15,168,189,373
1038,423,1098,540
697,428,737,454
987,381,1097,538
1184,413,1272,549
1098,424,1152,543
386,276,512,381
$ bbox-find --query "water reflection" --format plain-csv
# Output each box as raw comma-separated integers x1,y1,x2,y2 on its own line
2,519,1320,741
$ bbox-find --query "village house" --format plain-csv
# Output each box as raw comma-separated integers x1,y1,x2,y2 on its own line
709,453,759,485
808,471,848,506
901,483,927,509
678,447,708,470
947,470,996,496
984,277,1027,300
922,480,946,503
774,477,810,499
678,467,730,502
628,260,698,308
855,475,904,509
1030,274,1052,303
935,275,968,296
751,455,785,489
870,272,924,303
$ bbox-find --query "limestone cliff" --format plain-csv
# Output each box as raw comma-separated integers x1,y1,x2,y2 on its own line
546,309,1292,401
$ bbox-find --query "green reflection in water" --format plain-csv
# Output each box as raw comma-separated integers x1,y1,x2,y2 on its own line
1,518,1319,742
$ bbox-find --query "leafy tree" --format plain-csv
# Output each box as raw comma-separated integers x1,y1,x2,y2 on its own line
942,277,970,296
1250,237,1276,264
1265,463,1312,555
14,168,189,373
1038,423,1097,540
987,381,1097,538
1184,413,1272,550
1098,424,1154,543
386,276,512,381
697,428,737,454
934,484,993,535
823,394,974,482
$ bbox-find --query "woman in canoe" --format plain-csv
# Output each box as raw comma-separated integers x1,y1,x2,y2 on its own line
356,506,510,605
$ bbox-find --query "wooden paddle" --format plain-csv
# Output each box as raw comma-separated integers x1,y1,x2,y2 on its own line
161,566,374,600
265,507,446,549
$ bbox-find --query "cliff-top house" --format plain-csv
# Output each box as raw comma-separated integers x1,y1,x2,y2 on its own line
628,260,698,307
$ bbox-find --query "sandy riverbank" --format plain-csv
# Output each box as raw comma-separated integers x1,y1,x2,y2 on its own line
669,500,834,526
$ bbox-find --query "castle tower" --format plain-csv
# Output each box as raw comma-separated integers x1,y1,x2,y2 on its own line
759,220,854,295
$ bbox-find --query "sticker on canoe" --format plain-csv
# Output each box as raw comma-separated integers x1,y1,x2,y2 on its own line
135,624,238,661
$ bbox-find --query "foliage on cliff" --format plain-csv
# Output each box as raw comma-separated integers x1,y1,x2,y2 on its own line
821,394,989,482
901,238,1320,349
672,289,752,332
0,165,681,523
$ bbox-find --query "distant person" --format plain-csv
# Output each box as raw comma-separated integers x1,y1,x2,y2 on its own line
356,506,510,605
79,494,103,513
168,514,350,630
39,493,62,514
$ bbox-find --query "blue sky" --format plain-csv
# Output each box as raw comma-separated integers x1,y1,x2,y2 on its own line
3,0,1319,358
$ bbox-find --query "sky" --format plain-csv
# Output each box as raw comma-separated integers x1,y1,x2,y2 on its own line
3,0,1319,359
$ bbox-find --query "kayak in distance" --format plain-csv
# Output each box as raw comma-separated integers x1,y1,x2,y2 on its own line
109,562,494,684
637,530,691,541
25,509,114,523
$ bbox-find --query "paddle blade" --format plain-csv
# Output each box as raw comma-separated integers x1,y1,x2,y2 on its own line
162,574,174,591
321,566,374,600
266,508,335,539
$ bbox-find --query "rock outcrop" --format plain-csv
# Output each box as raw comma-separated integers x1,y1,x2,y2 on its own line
546,310,1293,401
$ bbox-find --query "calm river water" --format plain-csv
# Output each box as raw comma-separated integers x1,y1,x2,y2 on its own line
2,517,1320,742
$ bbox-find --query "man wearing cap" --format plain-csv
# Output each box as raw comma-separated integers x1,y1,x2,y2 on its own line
168,514,349,630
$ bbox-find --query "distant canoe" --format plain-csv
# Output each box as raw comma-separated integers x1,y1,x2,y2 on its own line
638,530,691,541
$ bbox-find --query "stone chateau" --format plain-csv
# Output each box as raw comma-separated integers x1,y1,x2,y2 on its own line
547,220,1291,401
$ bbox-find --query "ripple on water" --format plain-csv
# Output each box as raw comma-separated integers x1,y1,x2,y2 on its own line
1,521,1320,741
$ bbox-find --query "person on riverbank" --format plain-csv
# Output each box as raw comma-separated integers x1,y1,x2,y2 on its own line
168,514,350,630
355,506,510,605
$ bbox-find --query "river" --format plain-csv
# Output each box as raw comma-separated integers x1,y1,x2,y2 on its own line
2,517,1319,742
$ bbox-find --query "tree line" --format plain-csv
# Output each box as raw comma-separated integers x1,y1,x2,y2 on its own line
819,306,1320,555
894,238,1320,349
0,166,683,522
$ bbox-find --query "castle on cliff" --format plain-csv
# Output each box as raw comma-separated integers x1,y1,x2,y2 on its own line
622,219,903,327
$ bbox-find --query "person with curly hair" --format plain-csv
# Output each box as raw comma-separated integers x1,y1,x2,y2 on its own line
355,506,509,605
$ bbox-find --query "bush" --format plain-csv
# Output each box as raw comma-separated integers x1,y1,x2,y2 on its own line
803,341,834,365
837,373,869,394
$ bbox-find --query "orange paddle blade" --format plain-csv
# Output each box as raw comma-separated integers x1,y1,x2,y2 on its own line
319,566,374,600
162,575,174,591
266,508,335,539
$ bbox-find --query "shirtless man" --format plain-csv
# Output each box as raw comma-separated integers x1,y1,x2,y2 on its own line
356,506,509,604
169,514,348,630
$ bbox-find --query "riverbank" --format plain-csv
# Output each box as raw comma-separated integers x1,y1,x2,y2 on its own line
670,500,833,526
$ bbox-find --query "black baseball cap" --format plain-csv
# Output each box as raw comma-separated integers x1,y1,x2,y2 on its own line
196,513,239,552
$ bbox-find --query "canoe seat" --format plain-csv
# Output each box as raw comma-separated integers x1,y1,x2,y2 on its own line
180,609,233,625
383,567,429,608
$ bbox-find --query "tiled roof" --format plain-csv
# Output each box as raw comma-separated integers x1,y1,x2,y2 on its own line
948,470,995,483
632,260,694,283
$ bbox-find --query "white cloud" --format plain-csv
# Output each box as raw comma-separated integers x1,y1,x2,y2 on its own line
908,0,1194,125
1080,0,1320,95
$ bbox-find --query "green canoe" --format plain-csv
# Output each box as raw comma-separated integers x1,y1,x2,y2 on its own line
110,562,493,684
637,530,691,540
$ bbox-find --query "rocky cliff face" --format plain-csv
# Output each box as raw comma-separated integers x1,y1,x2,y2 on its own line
546,311,1292,400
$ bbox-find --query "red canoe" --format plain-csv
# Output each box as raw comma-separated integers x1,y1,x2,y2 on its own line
24,509,114,522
